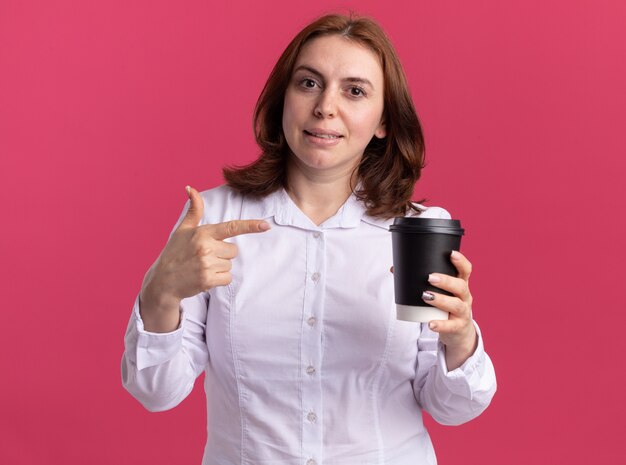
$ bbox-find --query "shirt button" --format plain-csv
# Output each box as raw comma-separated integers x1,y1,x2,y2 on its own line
311,272,320,282
306,365,316,375
307,460,317,465
313,232,321,238
307,411,317,423
307,316,316,327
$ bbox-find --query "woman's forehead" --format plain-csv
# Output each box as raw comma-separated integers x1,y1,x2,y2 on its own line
293,35,383,82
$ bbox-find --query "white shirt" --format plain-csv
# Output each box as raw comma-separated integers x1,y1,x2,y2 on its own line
122,185,496,465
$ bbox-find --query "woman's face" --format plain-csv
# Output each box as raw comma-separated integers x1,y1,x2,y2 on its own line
282,34,386,179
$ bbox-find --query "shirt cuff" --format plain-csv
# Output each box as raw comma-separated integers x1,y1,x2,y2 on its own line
436,320,487,398
126,296,185,371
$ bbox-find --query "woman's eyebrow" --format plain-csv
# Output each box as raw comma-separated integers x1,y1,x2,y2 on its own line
293,65,375,89
293,65,323,78
343,77,374,89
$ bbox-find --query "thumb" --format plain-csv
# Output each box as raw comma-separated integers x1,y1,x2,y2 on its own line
178,186,204,230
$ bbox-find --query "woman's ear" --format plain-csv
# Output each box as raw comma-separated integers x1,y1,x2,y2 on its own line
374,120,386,139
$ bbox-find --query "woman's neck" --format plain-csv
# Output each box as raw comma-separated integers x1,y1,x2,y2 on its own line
286,160,357,226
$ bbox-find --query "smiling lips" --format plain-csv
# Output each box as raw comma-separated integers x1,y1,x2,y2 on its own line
303,128,343,145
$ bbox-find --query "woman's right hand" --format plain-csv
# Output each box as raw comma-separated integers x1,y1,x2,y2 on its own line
138,186,271,332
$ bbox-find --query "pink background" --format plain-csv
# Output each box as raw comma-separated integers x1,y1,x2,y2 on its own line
1,0,625,463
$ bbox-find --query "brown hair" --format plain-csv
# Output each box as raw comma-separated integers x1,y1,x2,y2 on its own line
223,13,425,218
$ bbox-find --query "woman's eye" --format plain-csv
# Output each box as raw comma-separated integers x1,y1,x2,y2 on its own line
301,78,317,89
349,86,366,97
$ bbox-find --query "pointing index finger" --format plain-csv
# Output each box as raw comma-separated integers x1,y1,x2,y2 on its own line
208,219,271,240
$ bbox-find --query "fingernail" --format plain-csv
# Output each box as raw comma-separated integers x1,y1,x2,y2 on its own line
259,221,271,231
451,250,461,261
185,185,191,198
428,274,441,284
429,322,437,330
422,291,435,301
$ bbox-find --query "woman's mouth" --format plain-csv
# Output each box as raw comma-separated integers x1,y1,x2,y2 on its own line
303,130,343,142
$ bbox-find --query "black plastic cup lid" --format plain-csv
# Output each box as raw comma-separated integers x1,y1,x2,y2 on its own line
389,217,464,236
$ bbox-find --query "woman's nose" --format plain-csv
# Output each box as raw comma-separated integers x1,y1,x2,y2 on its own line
314,90,338,118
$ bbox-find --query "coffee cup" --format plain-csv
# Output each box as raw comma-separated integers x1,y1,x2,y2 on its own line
389,217,464,323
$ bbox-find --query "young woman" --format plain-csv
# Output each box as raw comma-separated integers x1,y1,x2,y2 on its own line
122,13,496,465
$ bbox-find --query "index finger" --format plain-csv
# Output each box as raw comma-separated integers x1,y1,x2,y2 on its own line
450,250,472,281
206,219,271,240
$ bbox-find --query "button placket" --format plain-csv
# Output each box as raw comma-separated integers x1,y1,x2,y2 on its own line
301,230,325,463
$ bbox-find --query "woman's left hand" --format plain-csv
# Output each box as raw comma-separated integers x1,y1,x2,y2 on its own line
424,250,478,371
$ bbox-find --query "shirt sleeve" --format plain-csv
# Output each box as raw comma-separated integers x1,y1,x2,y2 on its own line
413,321,497,425
121,292,210,412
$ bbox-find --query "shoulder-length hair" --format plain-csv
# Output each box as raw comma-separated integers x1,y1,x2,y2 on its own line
223,13,425,219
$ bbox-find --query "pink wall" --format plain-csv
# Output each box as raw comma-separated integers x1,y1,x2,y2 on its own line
1,0,625,463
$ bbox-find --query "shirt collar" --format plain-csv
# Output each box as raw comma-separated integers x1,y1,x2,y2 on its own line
240,187,394,231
